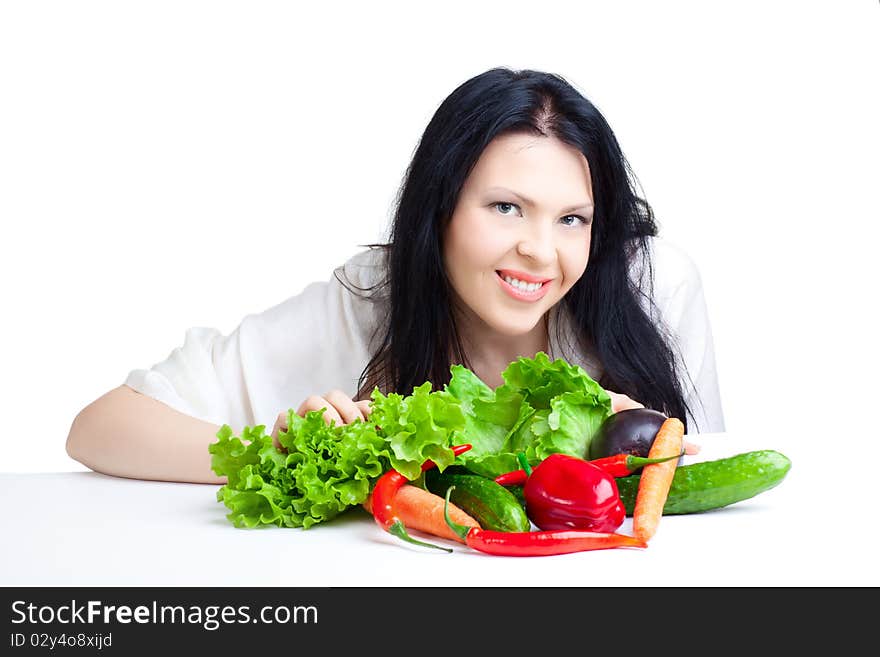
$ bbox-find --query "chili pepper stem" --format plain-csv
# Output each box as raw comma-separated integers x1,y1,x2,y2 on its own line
443,486,472,542
516,452,533,477
625,451,684,470
387,519,452,552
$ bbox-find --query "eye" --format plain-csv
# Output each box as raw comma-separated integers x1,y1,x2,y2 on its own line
560,214,591,227
493,202,521,216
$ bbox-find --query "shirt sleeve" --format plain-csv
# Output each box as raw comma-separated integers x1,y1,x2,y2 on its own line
123,249,386,433
647,238,726,435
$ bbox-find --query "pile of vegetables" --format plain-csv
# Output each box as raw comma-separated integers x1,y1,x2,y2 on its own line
209,352,791,556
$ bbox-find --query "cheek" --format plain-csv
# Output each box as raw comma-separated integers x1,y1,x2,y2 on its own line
559,231,591,292
445,211,506,275
444,214,482,292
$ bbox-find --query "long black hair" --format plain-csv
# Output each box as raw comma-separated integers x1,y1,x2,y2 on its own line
339,67,695,431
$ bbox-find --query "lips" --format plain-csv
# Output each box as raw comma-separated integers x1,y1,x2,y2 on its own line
495,269,554,284
495,270,553,302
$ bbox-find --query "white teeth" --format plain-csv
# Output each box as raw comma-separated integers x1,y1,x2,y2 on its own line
503,275,543,292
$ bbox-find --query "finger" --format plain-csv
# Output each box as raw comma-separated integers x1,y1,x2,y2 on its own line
272,411,288,434
297,395,344,426
325,389,366,425
355,399,373,418
683,440,701,455
607,390,645,413
607,390,625,412
271,411,289,451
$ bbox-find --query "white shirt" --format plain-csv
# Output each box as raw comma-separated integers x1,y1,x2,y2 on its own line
124,236,725,435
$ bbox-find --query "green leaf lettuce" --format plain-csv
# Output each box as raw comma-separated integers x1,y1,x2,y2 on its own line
446,352,612,478
209,383,465,529
209,352,612,528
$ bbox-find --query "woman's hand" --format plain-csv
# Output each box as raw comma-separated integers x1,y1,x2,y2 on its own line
271,390,372,450
607,390,644,413
606,389,701,455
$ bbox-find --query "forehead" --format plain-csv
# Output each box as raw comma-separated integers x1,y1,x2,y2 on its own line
466,133,593,199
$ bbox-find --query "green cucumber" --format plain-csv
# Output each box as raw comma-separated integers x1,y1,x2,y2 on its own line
424,470,530,532
615,449,791,515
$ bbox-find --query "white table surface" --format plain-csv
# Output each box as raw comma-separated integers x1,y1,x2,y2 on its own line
2,431,877,587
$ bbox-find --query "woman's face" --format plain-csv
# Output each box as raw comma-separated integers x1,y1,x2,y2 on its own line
443,132,594,338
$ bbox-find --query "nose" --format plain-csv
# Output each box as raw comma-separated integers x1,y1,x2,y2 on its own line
515,220,556,263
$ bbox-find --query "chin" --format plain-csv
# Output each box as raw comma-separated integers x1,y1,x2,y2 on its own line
484,312,546,338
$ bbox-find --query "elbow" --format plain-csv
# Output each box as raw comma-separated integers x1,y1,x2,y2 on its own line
66,399,106,471
65,386,127,471
65,409,90,466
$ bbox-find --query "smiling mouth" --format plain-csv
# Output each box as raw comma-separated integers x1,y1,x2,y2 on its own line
495,271,550,293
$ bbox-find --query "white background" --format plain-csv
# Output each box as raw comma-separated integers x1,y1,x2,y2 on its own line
1,0,877,476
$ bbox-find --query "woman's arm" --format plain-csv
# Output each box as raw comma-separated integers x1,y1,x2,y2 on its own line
66,385,226,484
74,250,385,483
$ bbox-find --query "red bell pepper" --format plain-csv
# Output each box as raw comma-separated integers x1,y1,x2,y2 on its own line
518,452,626,533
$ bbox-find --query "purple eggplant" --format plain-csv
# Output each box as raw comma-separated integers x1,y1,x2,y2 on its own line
588,408,669,460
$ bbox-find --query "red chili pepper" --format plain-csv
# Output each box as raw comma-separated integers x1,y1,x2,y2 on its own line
494,469,529,486
587,452,683,477
442,487,646,556
371,443,472,552
494,451,683,485
520,452,625,533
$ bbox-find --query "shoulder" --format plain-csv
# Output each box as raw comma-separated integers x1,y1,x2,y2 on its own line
334,245,390,294
625,235,708,329
639,235,704,300
243,246,389,332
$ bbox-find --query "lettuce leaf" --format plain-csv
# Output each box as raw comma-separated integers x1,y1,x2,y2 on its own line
209,383,465,529
209,352,612,528
445,352,612,478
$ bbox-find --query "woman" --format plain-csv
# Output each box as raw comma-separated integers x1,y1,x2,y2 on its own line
66,67,724,484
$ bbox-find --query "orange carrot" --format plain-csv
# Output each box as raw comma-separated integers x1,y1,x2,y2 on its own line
364,484,480,543
632,417,685,542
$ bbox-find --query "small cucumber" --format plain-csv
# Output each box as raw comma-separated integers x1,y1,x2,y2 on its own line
424,470,531,532
615,449,791,515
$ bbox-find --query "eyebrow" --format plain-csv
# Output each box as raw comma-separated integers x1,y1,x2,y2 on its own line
485,186,594,214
